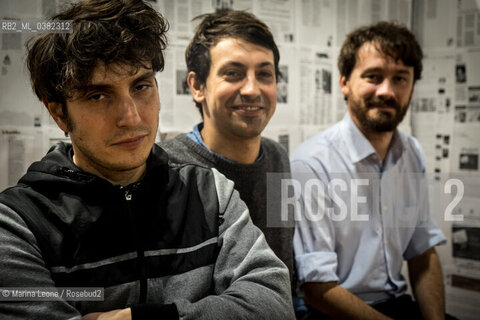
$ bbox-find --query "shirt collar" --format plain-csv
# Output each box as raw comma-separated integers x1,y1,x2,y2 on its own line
341,112,406,164
341,113,376,163
188,123,264,163
388,129,407,165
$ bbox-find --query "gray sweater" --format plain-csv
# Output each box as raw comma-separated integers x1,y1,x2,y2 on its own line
160,134,295,282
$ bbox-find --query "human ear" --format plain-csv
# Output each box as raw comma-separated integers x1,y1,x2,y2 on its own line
187,72,206,105
339,75,349,96
43,100,69,133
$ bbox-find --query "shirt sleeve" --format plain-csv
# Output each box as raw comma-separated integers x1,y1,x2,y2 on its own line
0,203,82,320
291,159,339,284
173,168,295,320
403,140,447,260
402,174,447,260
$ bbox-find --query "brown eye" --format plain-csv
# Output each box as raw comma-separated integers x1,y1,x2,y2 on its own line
394,76,407,84
88,93,105,101
134,84,150,91
258,71,273,78
224,70,243,81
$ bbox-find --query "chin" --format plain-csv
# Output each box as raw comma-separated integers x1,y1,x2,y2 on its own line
109,158,148,172
238,128,264,139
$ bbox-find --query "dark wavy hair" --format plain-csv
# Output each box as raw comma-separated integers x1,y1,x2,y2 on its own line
338,21,423,81
26,0,168,105
185,10,280,117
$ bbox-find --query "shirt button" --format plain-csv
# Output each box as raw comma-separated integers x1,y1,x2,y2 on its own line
383,205,388,211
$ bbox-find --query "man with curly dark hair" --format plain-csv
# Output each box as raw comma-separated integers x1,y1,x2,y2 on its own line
0,1,294,319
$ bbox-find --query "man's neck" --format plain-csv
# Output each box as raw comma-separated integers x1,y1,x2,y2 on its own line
73,154,146,187
200,127,261,164
362,129,393,161
350,114,394,161
102,167,146,187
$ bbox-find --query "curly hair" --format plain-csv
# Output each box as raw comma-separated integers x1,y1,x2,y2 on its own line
26,0,169,105
185,10,280,117
338,21,423,81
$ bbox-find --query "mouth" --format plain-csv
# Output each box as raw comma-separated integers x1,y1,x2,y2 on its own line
367,101,399,112
232,105,265,115
112,135,148,148
373,105,396,111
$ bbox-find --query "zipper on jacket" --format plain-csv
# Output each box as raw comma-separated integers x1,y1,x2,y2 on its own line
124,189,148,304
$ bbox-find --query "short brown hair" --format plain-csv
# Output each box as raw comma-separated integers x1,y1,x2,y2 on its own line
185,10,280,116
26,0,168,104
338,21,423,81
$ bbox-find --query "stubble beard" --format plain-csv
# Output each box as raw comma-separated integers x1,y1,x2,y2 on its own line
349,95,410,133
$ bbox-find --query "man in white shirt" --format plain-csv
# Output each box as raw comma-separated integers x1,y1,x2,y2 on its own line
292,21,449,320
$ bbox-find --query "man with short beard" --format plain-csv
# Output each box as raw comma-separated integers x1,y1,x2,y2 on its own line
291,22,448,319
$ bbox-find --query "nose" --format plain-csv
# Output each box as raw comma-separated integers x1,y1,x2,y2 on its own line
116,95,141,127
240,74,261,99
376,78,395,99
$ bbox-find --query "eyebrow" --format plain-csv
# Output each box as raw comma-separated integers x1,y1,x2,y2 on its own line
257,61,274,68
221,61,274,69
132,71,156,85
82,71,156,92
361,67,411,76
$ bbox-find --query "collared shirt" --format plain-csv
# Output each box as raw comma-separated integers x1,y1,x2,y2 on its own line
291,113,446,304
186,123,264,163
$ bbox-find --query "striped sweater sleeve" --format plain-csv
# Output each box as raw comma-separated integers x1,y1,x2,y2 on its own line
0,203,82,320
173,168,295,320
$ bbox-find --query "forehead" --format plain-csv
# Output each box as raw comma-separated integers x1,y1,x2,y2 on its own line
89,62,152,84
209,37,274,66
354,42,412,73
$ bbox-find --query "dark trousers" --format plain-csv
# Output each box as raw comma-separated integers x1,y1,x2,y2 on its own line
372,295,422,319
302,294,457,320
